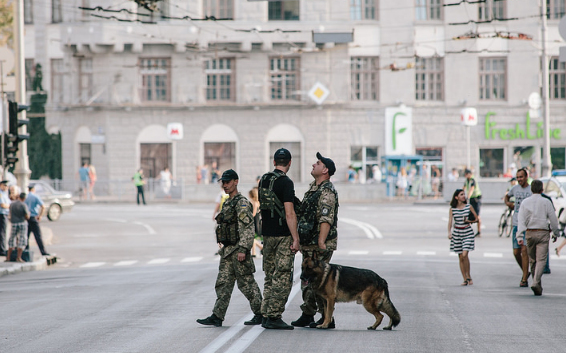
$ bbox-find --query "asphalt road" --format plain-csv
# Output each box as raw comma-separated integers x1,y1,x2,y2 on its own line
2,202,566,353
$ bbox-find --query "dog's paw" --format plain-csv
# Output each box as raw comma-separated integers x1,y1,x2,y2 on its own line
367,326,377,330
383,326,392,331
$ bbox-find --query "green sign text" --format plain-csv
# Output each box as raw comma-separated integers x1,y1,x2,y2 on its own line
485,112,561,140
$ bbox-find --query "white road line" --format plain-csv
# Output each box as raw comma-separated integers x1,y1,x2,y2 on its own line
550,255,566,260
383,251,402,255
132,221,157,235
103,218,128,223
114,260,138,266
484,253,503,258
450,253,458,256
349,251,369,255
80,262,106,268
340,218,383,239
181,257,203,263
147,258,170,265
417,251,436,256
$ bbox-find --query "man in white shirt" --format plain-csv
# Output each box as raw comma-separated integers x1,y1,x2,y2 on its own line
517,180,560,296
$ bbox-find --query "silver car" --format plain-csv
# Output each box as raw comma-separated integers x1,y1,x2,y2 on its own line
29,180,74,221
539,176,566,230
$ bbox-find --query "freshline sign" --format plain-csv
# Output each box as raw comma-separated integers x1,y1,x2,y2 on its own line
385,107,413,155
484,111,561,140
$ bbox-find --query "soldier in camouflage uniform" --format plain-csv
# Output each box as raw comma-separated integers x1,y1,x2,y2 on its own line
197,169,263,327
292,152,339,329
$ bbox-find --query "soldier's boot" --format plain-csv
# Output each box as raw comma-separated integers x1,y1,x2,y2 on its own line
309,316,335,329
196,313,223,327
261,317,268,327
291,314,315,327
263,317,294,330
244,314,263,325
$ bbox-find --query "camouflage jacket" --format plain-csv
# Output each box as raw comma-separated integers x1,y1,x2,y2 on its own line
298,179,339,246
218,193,255,258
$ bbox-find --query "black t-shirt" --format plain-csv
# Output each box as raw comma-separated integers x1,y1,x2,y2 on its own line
260,169,295,236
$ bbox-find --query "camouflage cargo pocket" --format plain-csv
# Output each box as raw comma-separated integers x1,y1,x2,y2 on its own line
235,256,256,276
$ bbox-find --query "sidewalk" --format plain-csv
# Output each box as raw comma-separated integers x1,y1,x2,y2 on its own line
0,257,49,278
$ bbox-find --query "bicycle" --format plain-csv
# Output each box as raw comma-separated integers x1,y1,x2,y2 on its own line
498,207,513,237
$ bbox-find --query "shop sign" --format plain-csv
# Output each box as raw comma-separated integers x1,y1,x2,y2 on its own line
167,123,183,140
385,106,412,155
485,111,561,140
460,108,478,126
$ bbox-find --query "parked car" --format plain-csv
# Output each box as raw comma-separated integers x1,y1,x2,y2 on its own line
539,176,566,232
29,180,74,221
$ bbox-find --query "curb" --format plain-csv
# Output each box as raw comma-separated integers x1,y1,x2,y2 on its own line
0,258,48,278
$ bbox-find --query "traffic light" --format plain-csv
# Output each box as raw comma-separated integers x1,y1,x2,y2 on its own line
4,101,30,169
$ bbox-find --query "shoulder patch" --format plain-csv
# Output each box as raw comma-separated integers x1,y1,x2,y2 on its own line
321,206,330,216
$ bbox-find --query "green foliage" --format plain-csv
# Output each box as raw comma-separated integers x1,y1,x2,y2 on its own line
0,0,13,47
28,117,62,179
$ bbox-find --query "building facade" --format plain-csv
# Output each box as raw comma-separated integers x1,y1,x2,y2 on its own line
22,0,566,188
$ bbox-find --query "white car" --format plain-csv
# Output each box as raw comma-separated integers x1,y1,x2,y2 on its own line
540,176,566,231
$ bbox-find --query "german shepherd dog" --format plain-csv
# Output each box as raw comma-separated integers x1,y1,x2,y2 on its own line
300,252,401,330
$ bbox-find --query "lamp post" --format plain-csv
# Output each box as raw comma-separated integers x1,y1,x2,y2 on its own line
460,108,478,170
541,0,552,177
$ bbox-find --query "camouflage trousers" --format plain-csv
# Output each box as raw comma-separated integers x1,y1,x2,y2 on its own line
261,236,295,319
300,248,334,316
212,250,262,321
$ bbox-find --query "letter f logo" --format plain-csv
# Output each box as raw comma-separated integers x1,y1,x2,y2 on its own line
392,112,407,151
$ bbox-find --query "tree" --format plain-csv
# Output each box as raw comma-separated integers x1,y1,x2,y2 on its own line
0,0,13,47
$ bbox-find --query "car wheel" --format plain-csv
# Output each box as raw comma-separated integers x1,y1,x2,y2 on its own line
47,204,62,221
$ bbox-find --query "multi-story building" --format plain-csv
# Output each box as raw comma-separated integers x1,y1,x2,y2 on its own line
22,0,566,190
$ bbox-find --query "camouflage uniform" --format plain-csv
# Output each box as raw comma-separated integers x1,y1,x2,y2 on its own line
261,236,295,318
299,180,338,316
212,193,262,321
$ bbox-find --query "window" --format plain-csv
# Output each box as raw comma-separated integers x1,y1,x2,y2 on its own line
547,0,565,20
415,0,443,21
205,142,235,174
549,57,566,100
351,57,379,101
140,58,170,102
479,57,506,100
206,58,235,102
415,57,444,101
270,142,301,182
270,57,300,101
268,1,300,21
24,0,33,24
478,0,505,20
141,143,172,179
350,0,377,20
52,0,62,23
416,147,443,161
51,59,65,103
80,143,91,166
203,0,234,19
541,147,566,170
25,59,34,92
479,148,504,177
79,58,93,103
351,146,379,182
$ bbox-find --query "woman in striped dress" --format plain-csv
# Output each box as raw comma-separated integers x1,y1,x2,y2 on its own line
448,189,479,286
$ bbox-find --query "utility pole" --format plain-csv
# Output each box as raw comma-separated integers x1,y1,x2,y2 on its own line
13,0,31,190
541,0,552,177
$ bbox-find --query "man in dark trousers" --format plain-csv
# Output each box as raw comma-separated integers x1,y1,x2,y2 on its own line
0,180,11,256
25,184,49,256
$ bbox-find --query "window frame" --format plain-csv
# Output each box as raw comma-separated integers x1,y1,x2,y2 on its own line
479,57,507,101
479,147,505,178
350,0,378,20
139,58,171,103
25,59,34,92
203,0,234,19
24,0,33,24
205,58,236,102
270,57,300,101
478,0,506,20
549,56,566,100
51,58,65,104
268,1,300,21
79,58,93,104
415,0,443,21
52,0,62,23
415,57,444,101
80,143,91,166
350,56,379,101
350,145,380,181
547,0,565,20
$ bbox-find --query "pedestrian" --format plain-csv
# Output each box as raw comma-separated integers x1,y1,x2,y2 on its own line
517,180,561,296
504,168,531,287
0,180,11,257
448,189,478,286
447,168,459,182
132,169,146,205
463,169,482,237
396,167,408,197
555,234,566,257
210,161,220,184
248,187,263,258
88,164,97,200
431,165,441,199
347,165,357,183
372,164,382,183
6,193,30,262
258,148,300,330
77,162,90,199
197,169,263,327
292,152,339,329
25,184,50,256
8,185,20,201
156,166,173,199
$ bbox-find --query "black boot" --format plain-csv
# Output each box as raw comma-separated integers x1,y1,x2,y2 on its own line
196,313,222,327
244,314,263,325
309,316,335,329
263,317,294,330
291,314,315,327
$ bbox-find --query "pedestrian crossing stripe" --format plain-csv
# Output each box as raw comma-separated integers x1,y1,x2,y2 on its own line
147,258,170,265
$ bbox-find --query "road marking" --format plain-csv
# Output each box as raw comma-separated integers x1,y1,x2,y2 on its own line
417,251,436,256
450,253,458,256
484,253,503,258
114,260,138,266
147,258,170,265
340,218,383,239
181,257,203,263
132,221,157,235
349,251,369,255
80,262,106,268
383,251,402,255
103,218,128,223
550,255,566,260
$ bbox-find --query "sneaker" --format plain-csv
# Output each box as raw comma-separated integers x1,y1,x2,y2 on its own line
291,314,315,327
520,280,528,288
309,316,335,329
531,285,543,296
196,314,222,327
244,314,263,326
263,318,294,330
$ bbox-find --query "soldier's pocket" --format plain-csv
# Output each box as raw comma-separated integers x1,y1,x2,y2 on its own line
236,257,256,276
277,241,295,273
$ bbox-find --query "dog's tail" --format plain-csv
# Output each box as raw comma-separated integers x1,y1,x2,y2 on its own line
382,287,401,329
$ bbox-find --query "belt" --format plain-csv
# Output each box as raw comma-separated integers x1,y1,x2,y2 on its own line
526,229,548,232
454,226,470,229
